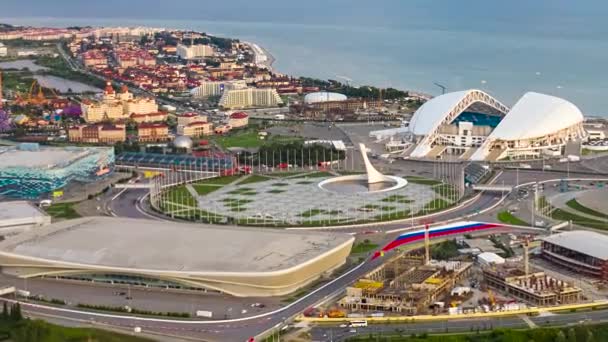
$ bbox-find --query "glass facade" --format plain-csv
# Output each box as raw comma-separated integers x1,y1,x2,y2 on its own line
116,152,234,170
0,144,115,199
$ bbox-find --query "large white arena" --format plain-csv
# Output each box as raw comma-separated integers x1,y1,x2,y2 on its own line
407,90,587,161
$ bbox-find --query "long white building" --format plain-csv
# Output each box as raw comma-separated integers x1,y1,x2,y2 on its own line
407,90,587,161
190,80,248,98
219,87,283,109
176,44,214,60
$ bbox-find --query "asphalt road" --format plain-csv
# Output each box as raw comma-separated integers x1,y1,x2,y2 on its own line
11,168,606,341
310,308,608,341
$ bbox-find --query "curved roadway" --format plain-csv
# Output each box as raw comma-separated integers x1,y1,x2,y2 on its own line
11,169,607,341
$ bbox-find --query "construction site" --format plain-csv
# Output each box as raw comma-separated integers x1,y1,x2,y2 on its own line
314,231,588,319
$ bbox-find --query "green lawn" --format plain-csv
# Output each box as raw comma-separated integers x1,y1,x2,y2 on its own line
44,202,81,219
211,130,264,148
267,189,286,194
497,210,529,226
345,324,608,342
566,199,608,219
0,303,154,342
351,241,379,254
192,184,222,195
236,175,272,185
381,195,413,203
291,171,334,178
417,198,451,215
551,208,608,230
406,176,442,186
199,175,242,185
164,185,197,206
211,129,303,149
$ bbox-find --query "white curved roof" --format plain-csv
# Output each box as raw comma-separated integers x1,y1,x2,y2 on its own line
487,92,583,141
409,90,473,135
304,92,347,104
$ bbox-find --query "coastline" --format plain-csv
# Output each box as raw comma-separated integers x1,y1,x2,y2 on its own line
244,41,275,71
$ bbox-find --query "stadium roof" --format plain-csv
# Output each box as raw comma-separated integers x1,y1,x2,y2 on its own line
0,145,94,169
543,230,608,261
0,201,50,228
304,92,347,104
408,89,509,136
0,217,354,274
409,90,474,135
486,92,584,141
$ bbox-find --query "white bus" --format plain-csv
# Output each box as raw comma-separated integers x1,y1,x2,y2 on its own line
349,320,368,327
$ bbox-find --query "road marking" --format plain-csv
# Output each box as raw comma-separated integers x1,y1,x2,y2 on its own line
520,315,538,328
0,260,368,325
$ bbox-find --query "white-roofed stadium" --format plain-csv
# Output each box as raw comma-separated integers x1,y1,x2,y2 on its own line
0,217,354,297
408,90,586,161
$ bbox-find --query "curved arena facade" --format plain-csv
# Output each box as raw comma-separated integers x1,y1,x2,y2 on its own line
408,90,586,161
0,217,354,297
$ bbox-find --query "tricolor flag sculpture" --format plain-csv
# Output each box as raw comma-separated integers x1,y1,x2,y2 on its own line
372,221,502,260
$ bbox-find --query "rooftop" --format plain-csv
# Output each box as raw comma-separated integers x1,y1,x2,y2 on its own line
0,217,353,273
543,230,608,261
0,145,92,169
0,201,48,226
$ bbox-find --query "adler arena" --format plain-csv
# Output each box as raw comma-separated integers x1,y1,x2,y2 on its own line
408,90,587,161
0,217,354,297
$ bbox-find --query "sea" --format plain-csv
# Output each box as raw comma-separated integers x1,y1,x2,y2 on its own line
2,0,608,116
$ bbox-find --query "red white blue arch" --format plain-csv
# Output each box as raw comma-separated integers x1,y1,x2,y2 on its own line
372,221,502,259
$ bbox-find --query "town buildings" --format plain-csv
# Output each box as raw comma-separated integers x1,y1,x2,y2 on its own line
138,123,169,142
177,121,213,137
130,112,168,124
177,112,208,126
68,124,126,144
176,44,214,60
219,87,283,109
228,112,249,128
82,83,158,123
190,80,248,98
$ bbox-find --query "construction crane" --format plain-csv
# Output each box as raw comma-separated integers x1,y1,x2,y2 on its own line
16,80,57,106
488,289,496,306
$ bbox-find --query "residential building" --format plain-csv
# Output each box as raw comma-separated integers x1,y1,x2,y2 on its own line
177,121,213,137
130,112,167,124
138,123,169,142
228,112,249,128
68,124,126,144
176,44,214,60
190,80,247,98
82,83,158,123
177,112,208,126
81,50,107,68
219,88,283,109
0,43,7,57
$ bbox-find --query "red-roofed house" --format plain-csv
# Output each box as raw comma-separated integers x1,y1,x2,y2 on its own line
229,112,249,128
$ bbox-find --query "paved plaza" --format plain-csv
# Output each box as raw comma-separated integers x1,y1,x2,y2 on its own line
193,174,447,225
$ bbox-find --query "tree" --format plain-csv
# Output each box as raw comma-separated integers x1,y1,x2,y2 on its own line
567,328,577,342
1,302,7,320
556,330,566,342
0,110,12,132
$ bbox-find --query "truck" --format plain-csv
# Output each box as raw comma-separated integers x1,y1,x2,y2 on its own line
196,310,213,318
274,114,285,120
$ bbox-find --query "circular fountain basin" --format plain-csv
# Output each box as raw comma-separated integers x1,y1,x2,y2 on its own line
318,175,408,194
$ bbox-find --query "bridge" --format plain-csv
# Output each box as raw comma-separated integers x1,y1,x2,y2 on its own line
472,184,513,192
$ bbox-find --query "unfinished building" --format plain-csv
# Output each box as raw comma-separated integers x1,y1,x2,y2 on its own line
339,255,472,315
483,267,582,306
